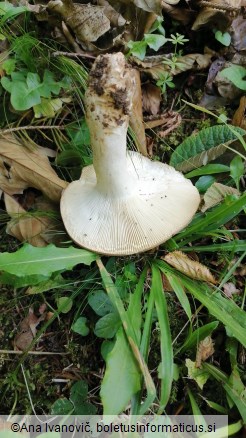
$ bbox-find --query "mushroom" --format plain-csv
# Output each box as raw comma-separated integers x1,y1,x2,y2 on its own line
60,53,200,255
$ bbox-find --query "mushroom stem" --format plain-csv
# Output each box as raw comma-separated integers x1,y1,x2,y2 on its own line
85,53,137,197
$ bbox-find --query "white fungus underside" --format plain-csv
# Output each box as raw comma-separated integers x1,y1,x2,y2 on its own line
61,152,200,255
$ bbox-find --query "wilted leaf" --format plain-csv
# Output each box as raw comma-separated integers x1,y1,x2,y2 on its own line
137,53,212,79
33,96,71,118
223,282,240,298
163,251,217,284
142,83,161,115
232,96,246,129
195,336,214,368
169,125,245,172
0,135,67,202
47,1,110,43
4,193,58,246
14,307,46,351
231,16,246,52
192,0,241,31
129,69,147,155
201,182,240,212
186,359,210,389
121,0,162,13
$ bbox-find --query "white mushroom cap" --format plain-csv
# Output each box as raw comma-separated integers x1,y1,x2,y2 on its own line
60,53,200,255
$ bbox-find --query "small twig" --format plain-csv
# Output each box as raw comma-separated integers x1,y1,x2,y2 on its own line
0,125,66,135
0,349,69,355
52,50,96,59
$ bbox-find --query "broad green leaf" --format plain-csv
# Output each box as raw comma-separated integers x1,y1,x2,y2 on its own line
127,40,147,60
2,58,15,74
0,2,27,22
144,34,167,51
98,259,156,414
185,163,230,178
56,297,73,314
157,260,246,347
215,31,231,46
70,380,88,402
50,398,73,414
195,175,215,193
220,65,246,91
1,75,40,110
0,244,97,277
177,321,219,354
230,155,244,189
204,363,246,422
0,272,47,288
100,326,141,414
170,125,245,172
151,265,173,411
88,290,115,316
72,317,89,336
94,312,121,338
186,359,209,389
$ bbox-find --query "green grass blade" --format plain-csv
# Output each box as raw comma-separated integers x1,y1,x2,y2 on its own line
180,240,246,253
204,363,246,423
97,259,156,414
173,193,246,244
165,272,192,321
151,264,173,412
176,321,219,355
156,260,246,347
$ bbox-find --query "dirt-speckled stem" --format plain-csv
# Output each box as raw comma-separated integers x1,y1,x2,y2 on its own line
85,53,137,197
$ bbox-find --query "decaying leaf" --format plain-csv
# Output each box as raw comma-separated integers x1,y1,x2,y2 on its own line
223,282,240,298
144,111,181,131
201,182,240,212
232,96,246,129
186,358,210,389
0,135,67,202
133,53,212,79
33,96,72,118
129,69,147,156
142,83,161,115
163,251,217,284
4,193,60,247
97,0,126,27
121,0,162,14
192,0,241,31
231,16,246,52
14,306,46,351
196,336,215,368
47,0,111,45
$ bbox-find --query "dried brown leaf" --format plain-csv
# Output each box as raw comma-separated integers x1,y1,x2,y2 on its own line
5,194,49,246
192,0,241,31
0,135,67,202
232,96,246,130
223,282,240,298
195,336,214,368
14,308,46,351
163,251,217,284
142,83,161,115
136,53,212,79
129,69,147,156
201,182,240,212
47,1,110,43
